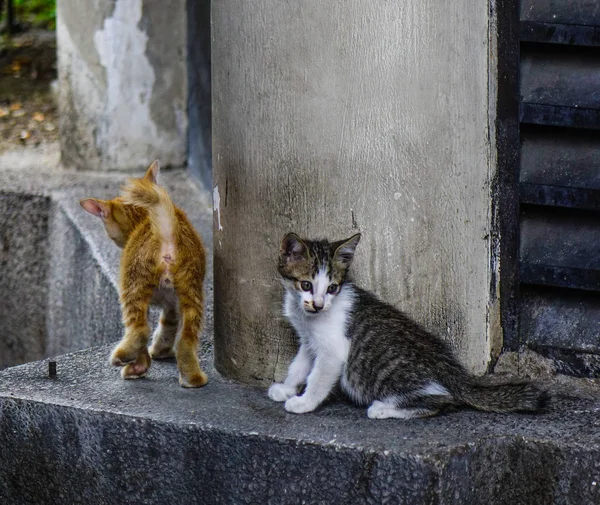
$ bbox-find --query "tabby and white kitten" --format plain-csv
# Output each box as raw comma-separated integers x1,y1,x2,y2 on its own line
268,233,548,419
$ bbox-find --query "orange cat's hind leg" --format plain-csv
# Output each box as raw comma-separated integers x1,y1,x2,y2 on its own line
176,295,208,388
111,285,154,378
149,307,179,360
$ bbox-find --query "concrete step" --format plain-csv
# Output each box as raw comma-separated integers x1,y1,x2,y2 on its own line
2,162,600,504
1,346,600,505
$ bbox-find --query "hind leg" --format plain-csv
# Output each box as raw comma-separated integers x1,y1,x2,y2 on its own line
175,293,208,388
111,283,154,378
149,306,179,360
367,400,438,420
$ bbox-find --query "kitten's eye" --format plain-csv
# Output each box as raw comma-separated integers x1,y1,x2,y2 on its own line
300,281,312,292
327,284,338,294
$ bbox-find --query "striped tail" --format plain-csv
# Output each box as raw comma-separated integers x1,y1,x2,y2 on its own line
451,380,549,413
120,169,177,245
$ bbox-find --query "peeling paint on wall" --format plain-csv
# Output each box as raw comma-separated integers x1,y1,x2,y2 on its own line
58,0,187,171
94,0,161,167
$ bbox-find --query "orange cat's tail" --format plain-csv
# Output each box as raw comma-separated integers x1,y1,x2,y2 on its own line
121,174,177,245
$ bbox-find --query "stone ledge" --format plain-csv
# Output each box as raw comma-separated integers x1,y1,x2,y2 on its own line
1,344,600,505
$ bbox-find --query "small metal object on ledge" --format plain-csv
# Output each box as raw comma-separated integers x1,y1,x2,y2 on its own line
48,361,57,379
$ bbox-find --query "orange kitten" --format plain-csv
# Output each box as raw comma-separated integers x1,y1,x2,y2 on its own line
80,161,208,387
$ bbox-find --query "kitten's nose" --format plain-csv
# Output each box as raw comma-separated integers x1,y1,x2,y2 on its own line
313,303,323,312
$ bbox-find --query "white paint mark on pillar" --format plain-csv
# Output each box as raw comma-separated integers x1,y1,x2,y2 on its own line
213,185,223,231
94,0,179,167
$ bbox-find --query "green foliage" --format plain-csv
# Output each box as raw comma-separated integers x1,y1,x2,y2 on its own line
4,0,56,30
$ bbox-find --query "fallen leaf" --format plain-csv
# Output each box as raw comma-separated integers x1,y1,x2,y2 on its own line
19,130,31,141
9,103,22,111
43,122,56,132
12,109,26,118
32,112,45,122
0,108,9,118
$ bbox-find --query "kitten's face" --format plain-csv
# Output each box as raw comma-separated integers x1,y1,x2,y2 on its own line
279,233,361,314
80,197,146,248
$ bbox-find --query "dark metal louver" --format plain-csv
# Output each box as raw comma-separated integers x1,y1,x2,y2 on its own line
518,0,600,375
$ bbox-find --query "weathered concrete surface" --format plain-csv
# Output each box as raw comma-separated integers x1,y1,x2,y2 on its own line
0,161,214,365
57,0,188,171
213,0,497,384
1,345,600,505
0,193,50,369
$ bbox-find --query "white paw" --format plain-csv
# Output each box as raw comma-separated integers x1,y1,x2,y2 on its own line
367,400,398,419
284,395,317,414
367,401,420,420
268,383,296,402
367,404,389,419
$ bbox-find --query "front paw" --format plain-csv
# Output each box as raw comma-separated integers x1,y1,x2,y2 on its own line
284,395,317,414
268,383,296,402
110,344,138,366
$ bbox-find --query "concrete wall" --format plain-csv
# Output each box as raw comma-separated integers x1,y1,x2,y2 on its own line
0,193,50,369
0,191,123,368
213,1,498,384
57,0,188,171
45,202,123,357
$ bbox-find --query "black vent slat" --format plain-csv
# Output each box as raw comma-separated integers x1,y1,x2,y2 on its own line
521,21,600,47
520,0,600,27
520,263,600,291
520,51,600,110
520,126,600,188
519,183,600,210
520,286,600,354
520,103,600,129
520,208,600,271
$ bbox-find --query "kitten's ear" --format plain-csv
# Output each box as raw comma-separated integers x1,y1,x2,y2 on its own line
333,233,361,267
80,198,110,220
280,233,309,263
144,160,160,184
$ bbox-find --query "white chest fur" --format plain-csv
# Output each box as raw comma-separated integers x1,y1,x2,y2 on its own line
284,285,355,363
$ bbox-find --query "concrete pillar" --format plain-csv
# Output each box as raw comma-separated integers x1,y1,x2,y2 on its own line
57,0,187,171
213,1,500,385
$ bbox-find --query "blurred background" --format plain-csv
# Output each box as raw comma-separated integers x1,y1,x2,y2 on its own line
0,0,57,152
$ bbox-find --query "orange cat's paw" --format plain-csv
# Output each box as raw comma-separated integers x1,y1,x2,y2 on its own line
120,350,151,380
179,371,209,388
149,345,176,360
110,346,138,366
122,362,149,379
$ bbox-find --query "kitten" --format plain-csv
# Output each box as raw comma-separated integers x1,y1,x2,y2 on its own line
269,232,548,418
80,161,208,388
